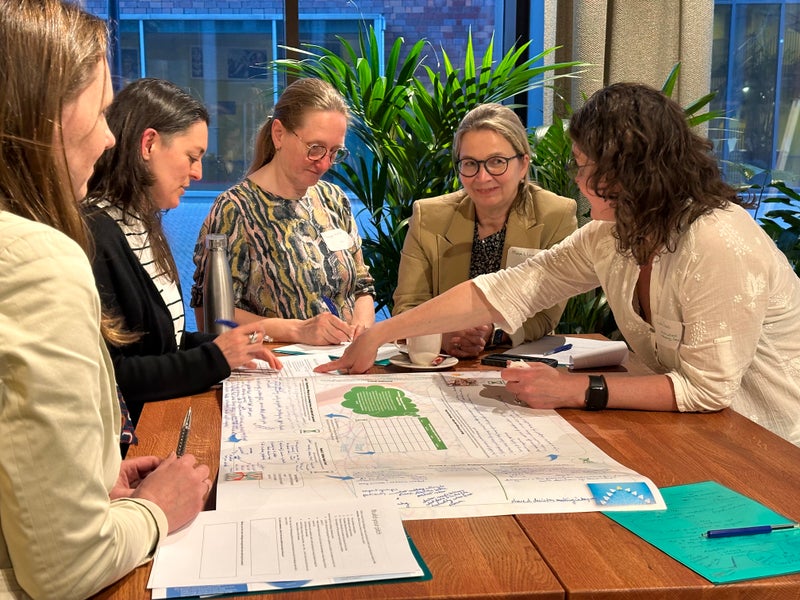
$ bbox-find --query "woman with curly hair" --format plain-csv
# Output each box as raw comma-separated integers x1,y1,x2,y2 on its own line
319,82,800,447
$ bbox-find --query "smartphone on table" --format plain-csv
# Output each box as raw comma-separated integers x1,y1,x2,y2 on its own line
480,353,559,368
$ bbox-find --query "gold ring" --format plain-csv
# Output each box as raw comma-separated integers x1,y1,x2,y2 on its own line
248,332,259,344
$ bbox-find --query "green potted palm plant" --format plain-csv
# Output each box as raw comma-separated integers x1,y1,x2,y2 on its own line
274,26,582,312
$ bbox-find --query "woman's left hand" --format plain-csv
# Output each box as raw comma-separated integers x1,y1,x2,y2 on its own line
501,363,586,409
443,325,492,358
111,455,163,499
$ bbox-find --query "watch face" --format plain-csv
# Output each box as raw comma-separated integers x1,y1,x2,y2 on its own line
585,375,608,410
492,329,505,346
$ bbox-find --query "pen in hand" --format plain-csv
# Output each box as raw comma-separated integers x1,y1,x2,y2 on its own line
322,296,340,319
176,407,192,457
544,343,573,356
703,523,800,538
215,318,239,329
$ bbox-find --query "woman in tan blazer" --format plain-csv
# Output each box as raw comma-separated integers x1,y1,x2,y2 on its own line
393,104,577,358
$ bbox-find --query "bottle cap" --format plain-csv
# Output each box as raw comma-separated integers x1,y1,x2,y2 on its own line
205,233,227,250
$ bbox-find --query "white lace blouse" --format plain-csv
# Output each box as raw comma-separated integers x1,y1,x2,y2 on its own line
475,203,800,446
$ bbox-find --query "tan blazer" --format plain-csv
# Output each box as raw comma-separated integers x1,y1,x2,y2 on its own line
392,184,578,344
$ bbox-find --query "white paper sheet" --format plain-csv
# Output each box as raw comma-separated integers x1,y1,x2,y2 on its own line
147,500,422,595
508,335,629,369
228,354,330,380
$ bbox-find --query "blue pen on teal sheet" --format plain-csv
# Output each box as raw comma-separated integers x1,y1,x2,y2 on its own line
322,296,340,318
704,523,800,538
544,343,573,356
215,318,239,329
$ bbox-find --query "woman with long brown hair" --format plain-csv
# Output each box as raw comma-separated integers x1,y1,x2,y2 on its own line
85,78,280,431
0,1,210,596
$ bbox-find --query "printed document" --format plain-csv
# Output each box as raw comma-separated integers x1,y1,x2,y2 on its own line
148,500,422,596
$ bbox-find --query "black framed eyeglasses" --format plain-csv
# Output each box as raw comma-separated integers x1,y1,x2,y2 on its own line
456,154,524,177
291,130,349,164
566,157,591,178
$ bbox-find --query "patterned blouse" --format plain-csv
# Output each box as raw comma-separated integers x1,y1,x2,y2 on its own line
190,178,374,322
469,222,507,279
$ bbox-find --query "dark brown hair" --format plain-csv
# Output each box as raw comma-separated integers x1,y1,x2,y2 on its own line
569,82,743,265
86,78,210,283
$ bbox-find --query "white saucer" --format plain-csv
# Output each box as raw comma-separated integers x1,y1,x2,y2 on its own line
388,354,458,370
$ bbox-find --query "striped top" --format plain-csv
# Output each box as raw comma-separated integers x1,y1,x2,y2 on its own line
190,178,374,321
98,201,185,347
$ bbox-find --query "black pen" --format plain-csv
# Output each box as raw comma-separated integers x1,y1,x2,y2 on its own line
176,407,192,457
704,523,800,538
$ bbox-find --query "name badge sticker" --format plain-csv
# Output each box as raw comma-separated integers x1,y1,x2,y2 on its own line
506,246,542,269
654,315,683,351
321,228,354,251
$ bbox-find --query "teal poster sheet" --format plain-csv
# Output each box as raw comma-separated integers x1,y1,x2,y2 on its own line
604,480,800,584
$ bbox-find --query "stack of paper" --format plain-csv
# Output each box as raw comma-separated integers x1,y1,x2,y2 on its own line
507,335,629,369
148,500,426,598
275,342,399,363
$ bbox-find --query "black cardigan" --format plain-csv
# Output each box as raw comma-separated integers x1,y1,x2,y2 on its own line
86,209,230,425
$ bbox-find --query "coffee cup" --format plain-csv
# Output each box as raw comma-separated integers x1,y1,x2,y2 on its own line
405,333,443,366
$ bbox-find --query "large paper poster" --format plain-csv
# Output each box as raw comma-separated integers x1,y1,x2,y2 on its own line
218,372,664,519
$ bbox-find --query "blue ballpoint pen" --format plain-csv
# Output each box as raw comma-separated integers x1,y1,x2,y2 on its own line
321,296,340,318
704,523,800,538
215,318,239,329
544,343,573,356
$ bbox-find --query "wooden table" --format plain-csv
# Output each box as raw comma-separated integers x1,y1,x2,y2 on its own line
94,349,800,599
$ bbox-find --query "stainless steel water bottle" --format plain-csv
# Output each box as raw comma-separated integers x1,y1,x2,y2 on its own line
202,233,235,334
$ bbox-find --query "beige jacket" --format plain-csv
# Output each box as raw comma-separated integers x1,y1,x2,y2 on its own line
0,212,167,599
393,185,577,344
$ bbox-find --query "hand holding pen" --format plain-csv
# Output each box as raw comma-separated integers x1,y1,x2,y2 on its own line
275,295,353,345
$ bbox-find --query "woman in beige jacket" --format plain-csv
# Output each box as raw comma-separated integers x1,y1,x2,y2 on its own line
393,104,577,358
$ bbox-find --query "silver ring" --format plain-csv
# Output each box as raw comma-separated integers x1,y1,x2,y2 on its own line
248,332,259,344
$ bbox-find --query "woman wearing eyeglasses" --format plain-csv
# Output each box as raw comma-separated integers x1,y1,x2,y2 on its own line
191,78,375,345
320,83,800,447
392,104,577,358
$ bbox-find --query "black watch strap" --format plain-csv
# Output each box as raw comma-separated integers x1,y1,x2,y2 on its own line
584,375,608,411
